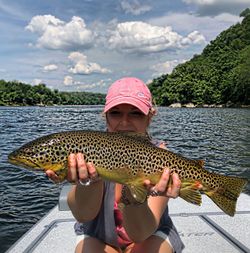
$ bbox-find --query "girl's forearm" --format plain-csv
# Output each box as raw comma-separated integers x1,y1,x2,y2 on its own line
67,180,104,222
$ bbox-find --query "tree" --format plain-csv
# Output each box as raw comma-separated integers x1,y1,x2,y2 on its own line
148,10,250,106
240,8,250,18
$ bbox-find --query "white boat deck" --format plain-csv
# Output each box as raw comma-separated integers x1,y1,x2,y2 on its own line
6,185,250,253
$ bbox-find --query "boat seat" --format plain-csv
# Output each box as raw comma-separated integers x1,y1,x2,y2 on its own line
58,183,72,211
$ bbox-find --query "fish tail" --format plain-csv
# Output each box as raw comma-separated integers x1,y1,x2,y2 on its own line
203,174,248,216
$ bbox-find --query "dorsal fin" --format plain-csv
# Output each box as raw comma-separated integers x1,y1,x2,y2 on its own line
196,160,205,167
121,132,152,143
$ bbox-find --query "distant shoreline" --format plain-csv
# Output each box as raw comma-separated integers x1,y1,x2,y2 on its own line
168,102,250,108
1,103,249,108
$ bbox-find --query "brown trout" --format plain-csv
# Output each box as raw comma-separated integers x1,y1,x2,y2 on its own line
8,130,247,216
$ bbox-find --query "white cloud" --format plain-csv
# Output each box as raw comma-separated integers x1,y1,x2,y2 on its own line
43,64,58,72
63,75,74,86
108,21,206,53
182,0,250,16
184,0,214,3
32,79,43,85
181,31,206,45
120,0,152,15
183,0,250,4
26,15,93,50
149,12,241,42
151,59,187,76
68,52,111,75
26,15,64,34
214,13,243,23
76,79,109,90
63,75,110,91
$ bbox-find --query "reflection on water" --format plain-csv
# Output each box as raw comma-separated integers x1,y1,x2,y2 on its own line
0,106,249,252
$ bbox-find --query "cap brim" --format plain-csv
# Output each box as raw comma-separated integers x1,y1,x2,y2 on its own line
104,97,150,115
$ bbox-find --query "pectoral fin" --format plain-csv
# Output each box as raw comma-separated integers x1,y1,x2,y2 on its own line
179,180,202,206
99,165,149,203
43,163,67,182
127,184,148,203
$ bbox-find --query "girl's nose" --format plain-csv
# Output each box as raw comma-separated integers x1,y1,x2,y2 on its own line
119,113,130,127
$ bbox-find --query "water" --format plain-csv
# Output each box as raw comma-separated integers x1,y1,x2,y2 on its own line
0,106,249,252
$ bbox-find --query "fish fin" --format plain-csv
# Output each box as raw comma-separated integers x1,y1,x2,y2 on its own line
121,132,152,144
203,176,248,216
125,168,149,203
197,160,205,167
205,190,236,216
127,184,148,204
98,164,148,203
43,163,67,182
179,180,202,206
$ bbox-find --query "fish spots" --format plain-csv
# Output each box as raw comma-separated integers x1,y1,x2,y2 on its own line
132,169,138,176
11,131,214,188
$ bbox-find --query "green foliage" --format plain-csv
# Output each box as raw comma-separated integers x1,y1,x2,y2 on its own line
240,8,250,18
0,80,105,106
149,9,250,106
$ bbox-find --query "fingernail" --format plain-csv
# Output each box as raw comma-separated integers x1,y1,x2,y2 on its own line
69,153,75,160
164,168,169,174
77,153,83,160
173,172,178,177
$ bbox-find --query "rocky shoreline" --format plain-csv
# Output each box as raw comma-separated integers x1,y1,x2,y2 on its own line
1,103,249,108
169,102,250,108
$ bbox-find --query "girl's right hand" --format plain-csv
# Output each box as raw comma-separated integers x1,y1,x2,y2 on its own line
67,153,99,184
46,153,99,184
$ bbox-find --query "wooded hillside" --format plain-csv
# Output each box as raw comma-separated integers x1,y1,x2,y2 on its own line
149,9,250,106
0,80,105,106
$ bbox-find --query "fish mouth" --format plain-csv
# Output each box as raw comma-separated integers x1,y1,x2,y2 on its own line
8,155,42,171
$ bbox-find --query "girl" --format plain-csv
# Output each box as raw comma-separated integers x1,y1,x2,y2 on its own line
47,77,184,253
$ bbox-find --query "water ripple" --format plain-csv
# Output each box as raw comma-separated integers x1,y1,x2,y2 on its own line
0,106,249,252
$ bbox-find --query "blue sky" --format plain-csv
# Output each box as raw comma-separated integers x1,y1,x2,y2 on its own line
0,0,249,93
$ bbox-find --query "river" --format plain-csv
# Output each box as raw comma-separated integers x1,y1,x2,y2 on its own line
0,106,249,252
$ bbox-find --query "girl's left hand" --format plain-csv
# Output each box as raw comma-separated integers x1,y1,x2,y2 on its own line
144,168,181,199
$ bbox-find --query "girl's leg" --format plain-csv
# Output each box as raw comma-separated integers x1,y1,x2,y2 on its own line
75,237,122,253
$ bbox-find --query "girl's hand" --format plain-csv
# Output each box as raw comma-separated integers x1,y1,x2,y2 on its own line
67,153,99,184
144,168,181,199
45,169,60,183
46,153,99,185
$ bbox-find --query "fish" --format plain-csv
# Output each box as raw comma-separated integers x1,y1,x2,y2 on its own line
8,130,248,216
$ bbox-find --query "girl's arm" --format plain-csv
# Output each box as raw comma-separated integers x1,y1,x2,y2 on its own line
121,170,180,242
67,153,104,222
47,153,104,223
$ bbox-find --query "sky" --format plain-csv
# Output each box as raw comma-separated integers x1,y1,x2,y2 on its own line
0,0,249,93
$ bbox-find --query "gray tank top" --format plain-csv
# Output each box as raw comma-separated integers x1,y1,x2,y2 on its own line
74,139,184,252
74,180,184,252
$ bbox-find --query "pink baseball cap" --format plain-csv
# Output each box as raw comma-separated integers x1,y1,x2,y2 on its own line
104,77,152,115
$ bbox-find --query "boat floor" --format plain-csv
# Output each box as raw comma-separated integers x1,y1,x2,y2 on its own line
6,185,250,253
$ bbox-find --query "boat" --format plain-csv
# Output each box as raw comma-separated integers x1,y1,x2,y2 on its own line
6,184,250,253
